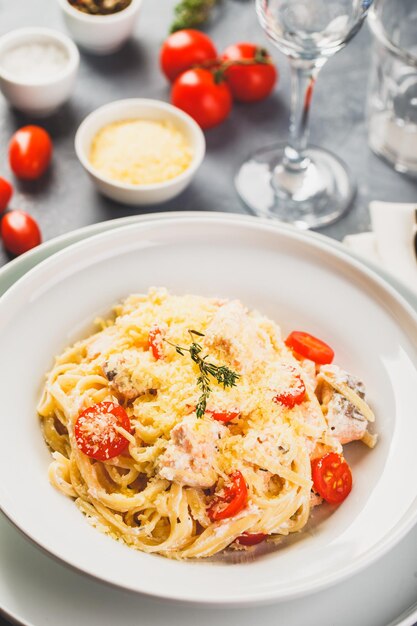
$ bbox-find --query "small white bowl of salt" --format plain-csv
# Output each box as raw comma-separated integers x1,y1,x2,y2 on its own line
0,27,79,117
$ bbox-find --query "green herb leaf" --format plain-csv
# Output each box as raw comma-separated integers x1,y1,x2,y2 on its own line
165,330,240,416
170,0,219,33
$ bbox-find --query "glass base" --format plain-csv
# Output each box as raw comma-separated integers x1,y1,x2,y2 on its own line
235,144,356,229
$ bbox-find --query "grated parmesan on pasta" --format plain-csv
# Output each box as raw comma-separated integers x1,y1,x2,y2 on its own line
38,288,376,559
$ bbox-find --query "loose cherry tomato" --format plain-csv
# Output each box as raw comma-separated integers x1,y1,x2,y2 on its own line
160,29,217,82
1,210,41,256
285,331,334,365
222,43,277,103
273,367,306,408
148,324,165,360
208,470,248,521
75,401,131,461
206,409,240,423
311,453,352,504
236,532,266,546
0,177,13,212
9,125,52,180
171,68,232,130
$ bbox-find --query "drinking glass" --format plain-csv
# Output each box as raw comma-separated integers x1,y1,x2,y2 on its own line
235,0,373,229
367,0,417,177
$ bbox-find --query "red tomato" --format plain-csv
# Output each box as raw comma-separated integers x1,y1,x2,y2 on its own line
206,409,240,423
285,331,334,365
148,324,165,360
222,43,277,103
0,177,13,212
9,125,52,180
75,401,131,461
1,210,41,256
311,453,352,505
273,367,306,408
160,29,217,82
236,532,266,546
171,68,232,130
208,471,248,521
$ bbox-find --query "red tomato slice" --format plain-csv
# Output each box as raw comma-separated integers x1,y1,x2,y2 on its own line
1,210,41,256
208,471,248,521
236,532,266,546
273,367,306,408
285,331,334,365
311,453,352,504
9,125,52,180
75,401,131,461
206,409,240,423
0,177,13,212
148,324,165,360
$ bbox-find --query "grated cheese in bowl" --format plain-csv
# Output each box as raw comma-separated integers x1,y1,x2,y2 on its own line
89,119,193,186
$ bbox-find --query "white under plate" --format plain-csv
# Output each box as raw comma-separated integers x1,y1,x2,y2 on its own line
1,213,417,621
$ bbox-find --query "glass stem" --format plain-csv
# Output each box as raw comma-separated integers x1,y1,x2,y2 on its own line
284,62,321,172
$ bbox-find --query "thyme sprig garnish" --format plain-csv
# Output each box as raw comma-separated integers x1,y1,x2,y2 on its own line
166,329,240,417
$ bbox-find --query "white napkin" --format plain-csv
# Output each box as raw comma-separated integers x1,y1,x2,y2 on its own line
343,201,417,296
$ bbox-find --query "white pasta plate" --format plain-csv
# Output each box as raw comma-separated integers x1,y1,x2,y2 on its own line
1,213,417,606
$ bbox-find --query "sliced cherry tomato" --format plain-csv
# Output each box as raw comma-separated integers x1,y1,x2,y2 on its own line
222,42,278,103
206,409,240,423
0,177,13,212
236,532,266,546
75,401,131,461
1,210,41,256
208,471,248,521
148,324,165,360
285,331,334,365
9,125,52,180
160,29,217,82
273,365,306,408
311,452,352,505
171,68,232,130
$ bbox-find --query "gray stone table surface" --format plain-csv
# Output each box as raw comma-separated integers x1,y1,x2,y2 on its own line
0,0,416,268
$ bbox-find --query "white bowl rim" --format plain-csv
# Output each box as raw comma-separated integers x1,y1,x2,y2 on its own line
74,98,206,192
56,0,142,23
1,212,417,605
0,27,80,87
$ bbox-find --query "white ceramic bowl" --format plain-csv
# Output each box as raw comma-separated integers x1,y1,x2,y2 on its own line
1,213,417,606
0,27,79,117
57,0,142,55
75,98,206,205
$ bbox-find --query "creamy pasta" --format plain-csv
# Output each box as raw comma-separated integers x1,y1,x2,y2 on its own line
38,288,376,559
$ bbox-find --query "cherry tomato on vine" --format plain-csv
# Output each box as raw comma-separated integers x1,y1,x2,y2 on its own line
311,453,352,504
0,177,13,212
285,331,334,365
236,532,266,546
222,43,277,103
75,401,131,461
160,29,217,82
208,471,248,521
1,210,41,256
9,125,52,180
171,68,232,129
206,409,240,423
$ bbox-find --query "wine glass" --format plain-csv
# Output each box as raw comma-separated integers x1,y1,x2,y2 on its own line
235,0,373,229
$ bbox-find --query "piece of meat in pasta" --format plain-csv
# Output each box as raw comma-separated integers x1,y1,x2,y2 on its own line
158,414,225,488
318,364,370,445
102,350,158,401
204,300,274,373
